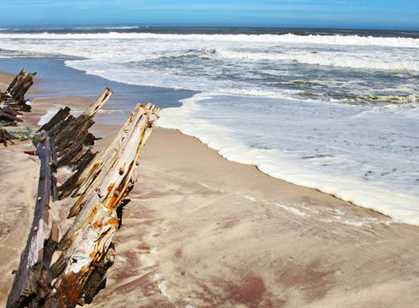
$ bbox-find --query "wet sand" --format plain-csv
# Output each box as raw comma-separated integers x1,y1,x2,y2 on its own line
1,73,419,307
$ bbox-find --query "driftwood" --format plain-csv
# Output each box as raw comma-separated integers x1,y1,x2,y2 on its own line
6,132,58,308
0,107,22,124
7,88,111,307
49,104,159,307
0,70,36,147
0,69,36,127
3,69,36,109
7,86,159,307
0,128,17,146
39,88,113,200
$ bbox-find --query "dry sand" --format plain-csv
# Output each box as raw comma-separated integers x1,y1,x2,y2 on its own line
1,73,419,307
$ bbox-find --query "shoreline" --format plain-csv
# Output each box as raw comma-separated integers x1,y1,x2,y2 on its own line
162,126,395,219
16,71,391,223
2,71,419,307
2,57,418,225
159,93,419,226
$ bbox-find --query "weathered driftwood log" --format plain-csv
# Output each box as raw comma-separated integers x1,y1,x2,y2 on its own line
5,69,35,109
48,103,159,307
38,107,71,132
0,128,17,146
0,69,36,126
6,89,112,307
6,81,159,306
7,102,159,307
6,132,59,308
38,88,113,200
0,108,21,124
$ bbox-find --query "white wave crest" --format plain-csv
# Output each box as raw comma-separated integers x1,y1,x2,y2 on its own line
0,32,418,48
217,49,419,72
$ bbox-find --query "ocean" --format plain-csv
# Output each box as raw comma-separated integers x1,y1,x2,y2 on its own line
0,26,418,224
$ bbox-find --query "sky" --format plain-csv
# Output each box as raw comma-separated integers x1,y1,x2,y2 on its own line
0,0,418,30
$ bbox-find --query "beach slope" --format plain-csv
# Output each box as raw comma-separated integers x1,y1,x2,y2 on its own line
1,73,418,307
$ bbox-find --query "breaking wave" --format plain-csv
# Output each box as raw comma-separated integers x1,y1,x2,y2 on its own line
0,32,418,48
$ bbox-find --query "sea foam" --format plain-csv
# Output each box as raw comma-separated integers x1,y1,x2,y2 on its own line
1,31,418,225
159,93,419,225
0,32,418,48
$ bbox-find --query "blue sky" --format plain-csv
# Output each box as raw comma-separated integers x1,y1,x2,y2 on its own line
1,0,418,30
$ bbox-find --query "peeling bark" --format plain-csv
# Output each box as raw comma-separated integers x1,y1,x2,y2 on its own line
7,85,159,307
50,104,159,307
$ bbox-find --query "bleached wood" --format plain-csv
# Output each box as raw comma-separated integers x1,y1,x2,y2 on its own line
7,92,158,306
7,89,113,307
84,88,113,117
7,133,54,308
50,104,159,306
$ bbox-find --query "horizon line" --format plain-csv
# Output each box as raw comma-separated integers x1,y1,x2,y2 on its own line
1,23,419,33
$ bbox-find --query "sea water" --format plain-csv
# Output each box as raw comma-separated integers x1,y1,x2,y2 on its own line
0,27,418,224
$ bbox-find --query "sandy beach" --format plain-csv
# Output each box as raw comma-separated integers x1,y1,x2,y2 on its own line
1,72,419,307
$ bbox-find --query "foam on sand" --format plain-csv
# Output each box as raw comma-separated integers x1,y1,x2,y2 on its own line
1,30,418,225
159,93,419,225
